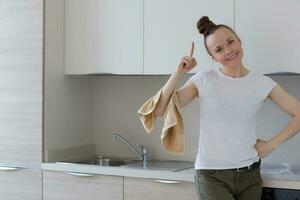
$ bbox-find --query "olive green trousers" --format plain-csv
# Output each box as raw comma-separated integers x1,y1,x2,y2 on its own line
194,168,262,200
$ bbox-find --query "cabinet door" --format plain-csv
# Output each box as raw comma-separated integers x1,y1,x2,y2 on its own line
0,168,42,200
124,177,197,200
0,0,43,168
144,0,234,75
43,171,123,200
65,0,143,74
235,0,300,74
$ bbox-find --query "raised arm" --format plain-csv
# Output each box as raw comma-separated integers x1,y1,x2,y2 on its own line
154,42,198,116
176,79,198,107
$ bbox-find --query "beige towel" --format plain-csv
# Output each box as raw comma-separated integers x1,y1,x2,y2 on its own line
137,89,184,155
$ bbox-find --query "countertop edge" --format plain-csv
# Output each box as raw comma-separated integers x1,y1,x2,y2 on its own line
41,163,195,182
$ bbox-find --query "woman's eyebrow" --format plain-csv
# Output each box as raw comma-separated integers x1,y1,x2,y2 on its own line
227,36,234,41
214,45,221,50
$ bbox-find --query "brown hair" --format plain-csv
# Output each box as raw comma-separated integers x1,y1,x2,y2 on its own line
197,16,240,55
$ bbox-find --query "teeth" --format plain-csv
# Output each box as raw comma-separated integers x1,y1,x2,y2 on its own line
227,52,238,61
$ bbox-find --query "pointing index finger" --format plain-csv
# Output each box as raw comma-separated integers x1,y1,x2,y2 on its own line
189,42,194,57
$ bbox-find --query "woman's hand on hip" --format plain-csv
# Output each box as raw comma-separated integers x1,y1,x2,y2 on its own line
176,42,198,76
254,139,276,158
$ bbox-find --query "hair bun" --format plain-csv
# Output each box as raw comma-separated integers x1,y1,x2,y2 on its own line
197,16,216,36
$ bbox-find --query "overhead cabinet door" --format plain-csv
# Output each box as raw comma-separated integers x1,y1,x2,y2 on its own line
235,0,300,74
143,0,234,74
65,0,143,74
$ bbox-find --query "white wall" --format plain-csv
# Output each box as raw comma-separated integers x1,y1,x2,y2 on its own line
44,0,93,161
91,74,300,166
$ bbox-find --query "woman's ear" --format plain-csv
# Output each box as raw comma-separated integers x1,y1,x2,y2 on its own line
211,55,217,62
238,38,242,45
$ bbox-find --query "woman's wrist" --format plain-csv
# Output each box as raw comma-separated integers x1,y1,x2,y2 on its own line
268,137,282,150
161,71,181,95
173,70,184,80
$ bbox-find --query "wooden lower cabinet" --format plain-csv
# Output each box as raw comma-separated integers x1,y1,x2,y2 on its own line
0,169,42,200
43,171,123,200
124,177,197,200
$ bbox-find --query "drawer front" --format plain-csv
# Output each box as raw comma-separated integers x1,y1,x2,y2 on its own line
0,169,42,200
43,171,123,200
124,177,197,200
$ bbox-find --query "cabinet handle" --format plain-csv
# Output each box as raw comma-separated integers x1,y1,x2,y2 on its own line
0,166,23,171
154,179,181,184
64,171,97,177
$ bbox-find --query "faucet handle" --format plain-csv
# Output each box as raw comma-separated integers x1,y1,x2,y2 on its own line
137,144,150,161
137,144,147,151
137,144,149,155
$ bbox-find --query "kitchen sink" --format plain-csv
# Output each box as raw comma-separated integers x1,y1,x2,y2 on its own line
57,156,139,167
56,156,194,171
78,158,138,166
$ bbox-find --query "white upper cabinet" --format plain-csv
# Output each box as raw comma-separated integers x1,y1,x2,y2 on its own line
65,0,300,75
235,0,300,74
65,0,143,74
144,0,234,75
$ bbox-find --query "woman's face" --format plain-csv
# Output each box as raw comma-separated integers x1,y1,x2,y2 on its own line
206,27,244,68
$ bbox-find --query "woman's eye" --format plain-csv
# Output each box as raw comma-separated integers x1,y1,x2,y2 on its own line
228,39,234,44
216,48,222,53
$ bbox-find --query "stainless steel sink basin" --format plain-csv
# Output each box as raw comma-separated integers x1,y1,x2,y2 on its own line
57,156,139,167
79,158,138,166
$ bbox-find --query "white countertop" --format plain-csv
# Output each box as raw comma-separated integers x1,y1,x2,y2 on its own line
42,162,195,182
41,162,300,190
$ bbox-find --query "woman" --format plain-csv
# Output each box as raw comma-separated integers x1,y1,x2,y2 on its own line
153,16,300,200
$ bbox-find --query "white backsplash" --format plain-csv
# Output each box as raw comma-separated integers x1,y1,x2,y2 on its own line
91,75,199,162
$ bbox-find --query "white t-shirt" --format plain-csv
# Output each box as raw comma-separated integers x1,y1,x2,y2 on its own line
190,69,277,169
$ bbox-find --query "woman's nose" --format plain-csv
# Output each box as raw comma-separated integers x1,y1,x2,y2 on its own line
225,46,234,56
225,48,232,56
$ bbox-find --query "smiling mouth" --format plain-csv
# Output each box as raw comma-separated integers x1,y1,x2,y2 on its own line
226,52,239,61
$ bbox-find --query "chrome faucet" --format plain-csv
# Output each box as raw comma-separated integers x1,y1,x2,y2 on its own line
112,133,150,162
